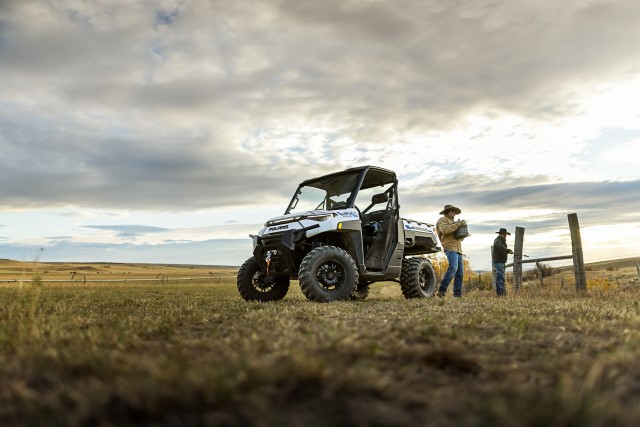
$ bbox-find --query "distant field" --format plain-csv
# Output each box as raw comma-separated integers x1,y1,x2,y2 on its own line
0,259,237,284
1,259,640,426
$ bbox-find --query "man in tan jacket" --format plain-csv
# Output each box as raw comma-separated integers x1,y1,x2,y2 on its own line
436,204,466,298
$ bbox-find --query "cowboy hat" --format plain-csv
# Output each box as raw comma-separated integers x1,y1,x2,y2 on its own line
496,228,511,235
439,204,461,215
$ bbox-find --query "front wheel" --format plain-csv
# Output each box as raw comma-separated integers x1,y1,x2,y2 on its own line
299,246,359,302
237,257,290,301
400,257,436,298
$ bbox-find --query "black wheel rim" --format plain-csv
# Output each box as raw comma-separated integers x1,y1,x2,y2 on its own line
252,271,275,293
316,260,346,291
419,267,431,292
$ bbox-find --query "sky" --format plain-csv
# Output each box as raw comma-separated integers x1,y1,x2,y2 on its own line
1,0,640,272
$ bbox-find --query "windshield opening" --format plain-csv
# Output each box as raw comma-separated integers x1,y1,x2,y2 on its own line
286,172,359,214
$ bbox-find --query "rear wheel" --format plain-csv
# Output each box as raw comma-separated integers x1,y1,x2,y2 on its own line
299,246,358,302
400,257,436,298
237,257,290,301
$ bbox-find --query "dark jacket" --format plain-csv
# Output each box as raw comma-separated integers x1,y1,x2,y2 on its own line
492,236,511,263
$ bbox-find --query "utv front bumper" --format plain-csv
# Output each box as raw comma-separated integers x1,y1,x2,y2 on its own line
252,224,320,277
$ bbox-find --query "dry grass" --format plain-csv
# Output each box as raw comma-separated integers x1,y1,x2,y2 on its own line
1,259,639,426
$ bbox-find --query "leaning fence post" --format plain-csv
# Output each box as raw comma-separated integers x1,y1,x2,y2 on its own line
636,261,640,283
568,213,587,291
513,226,525,292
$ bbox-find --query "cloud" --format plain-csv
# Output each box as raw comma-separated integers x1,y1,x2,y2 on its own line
599,140,640,165
4,3,640,165
462,180,640,215
85,225,170,238
0,238,250,267
1,1,640,267
401,178,640,226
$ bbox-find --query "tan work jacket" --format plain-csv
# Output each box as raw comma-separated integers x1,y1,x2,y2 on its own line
436,216,463,254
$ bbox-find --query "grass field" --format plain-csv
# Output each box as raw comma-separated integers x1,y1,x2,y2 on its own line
1,259,640,426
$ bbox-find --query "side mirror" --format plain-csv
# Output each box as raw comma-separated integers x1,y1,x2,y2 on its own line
371,193,389,204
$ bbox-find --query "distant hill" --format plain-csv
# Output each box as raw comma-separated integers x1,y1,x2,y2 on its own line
475,256,640,275
556,256,640,272
584,257,640,270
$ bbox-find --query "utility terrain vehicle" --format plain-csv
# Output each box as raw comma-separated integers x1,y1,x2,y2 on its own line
237,166,441,302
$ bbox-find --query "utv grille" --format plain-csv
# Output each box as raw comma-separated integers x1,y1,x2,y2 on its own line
266,216,303,227
258,234,282,246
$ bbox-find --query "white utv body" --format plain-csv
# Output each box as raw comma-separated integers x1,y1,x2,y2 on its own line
237,166,441,302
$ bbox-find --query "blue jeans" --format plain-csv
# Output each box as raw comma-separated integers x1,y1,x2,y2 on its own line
439,250,464,297
494,262,506,296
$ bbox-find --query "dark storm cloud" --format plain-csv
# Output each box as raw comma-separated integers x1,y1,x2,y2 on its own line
1,0,640,211
0,113,302,209
274,0,640,124
462,180,640,213
402,179,640,236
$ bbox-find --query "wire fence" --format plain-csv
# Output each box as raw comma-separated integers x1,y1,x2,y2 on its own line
0,274,237,284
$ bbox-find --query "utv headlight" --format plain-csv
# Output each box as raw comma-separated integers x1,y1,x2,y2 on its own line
305,213,335,222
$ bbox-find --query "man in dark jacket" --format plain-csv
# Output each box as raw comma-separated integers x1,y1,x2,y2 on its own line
492,228,513,296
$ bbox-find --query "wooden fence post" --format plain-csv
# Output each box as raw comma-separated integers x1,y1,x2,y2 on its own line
568,213,587,291
636,262,640,282
513,226,525,292
535,261,544,287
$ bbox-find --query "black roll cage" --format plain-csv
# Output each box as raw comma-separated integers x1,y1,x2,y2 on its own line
284,166,398,215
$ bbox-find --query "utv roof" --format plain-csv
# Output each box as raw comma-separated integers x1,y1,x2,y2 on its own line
299,165,396,190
